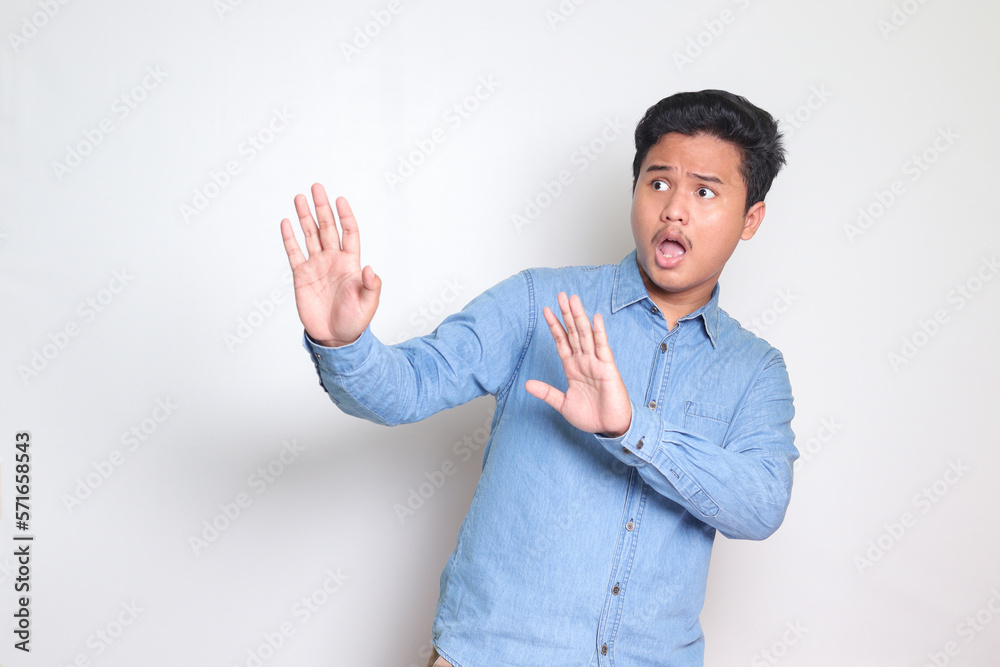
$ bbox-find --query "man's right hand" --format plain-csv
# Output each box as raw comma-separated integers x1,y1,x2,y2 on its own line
280,183,381,347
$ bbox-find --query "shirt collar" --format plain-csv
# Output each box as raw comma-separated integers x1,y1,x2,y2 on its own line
611,250,721,348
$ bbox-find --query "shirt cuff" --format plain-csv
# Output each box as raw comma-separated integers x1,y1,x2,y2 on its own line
302,327,378,371
594,401,661,468
301,328,379,397
594,402,721,517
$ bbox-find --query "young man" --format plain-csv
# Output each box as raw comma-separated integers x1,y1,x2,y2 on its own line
280,90,797,666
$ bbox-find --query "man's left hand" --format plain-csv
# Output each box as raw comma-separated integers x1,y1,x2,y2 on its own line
525,292,632,438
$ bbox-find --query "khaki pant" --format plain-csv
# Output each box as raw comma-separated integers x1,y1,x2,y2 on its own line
426,646,454,667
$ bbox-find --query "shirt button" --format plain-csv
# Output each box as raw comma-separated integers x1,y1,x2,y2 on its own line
601,643,608,655
651,305,659,315
314,353,321,359
636,438,644,450
612,583,621,595
647,400,657,409
626,520,634,531
659,342,667,352
622,447,630,455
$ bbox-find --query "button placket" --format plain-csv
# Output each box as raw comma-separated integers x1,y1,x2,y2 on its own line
596,474,649,663
598,308,667,663
597,470,644,662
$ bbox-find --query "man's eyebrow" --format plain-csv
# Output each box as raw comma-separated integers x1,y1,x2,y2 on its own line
645,164,725,185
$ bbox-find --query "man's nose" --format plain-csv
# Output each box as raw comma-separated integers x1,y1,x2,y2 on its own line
661,192,688,224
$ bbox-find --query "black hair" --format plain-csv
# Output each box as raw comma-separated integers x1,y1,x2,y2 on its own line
631,90,786,212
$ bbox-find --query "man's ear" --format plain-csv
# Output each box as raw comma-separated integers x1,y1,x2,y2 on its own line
741,201,766,240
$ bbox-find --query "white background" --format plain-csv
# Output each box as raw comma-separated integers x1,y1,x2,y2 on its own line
2,1,999,665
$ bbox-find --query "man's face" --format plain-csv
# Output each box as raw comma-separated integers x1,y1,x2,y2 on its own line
630,131,765,315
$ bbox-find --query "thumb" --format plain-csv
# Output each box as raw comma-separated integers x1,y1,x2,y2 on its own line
360,265,381,308
525,379,565,412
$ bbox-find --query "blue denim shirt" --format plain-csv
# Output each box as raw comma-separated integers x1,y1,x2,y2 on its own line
303,251,797,667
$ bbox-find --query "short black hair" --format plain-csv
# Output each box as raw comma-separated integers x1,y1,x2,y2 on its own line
632,90,786,212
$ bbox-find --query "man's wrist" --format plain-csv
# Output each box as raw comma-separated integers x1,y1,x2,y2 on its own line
306,331,355,348
597,405,634,440
303,327,380,377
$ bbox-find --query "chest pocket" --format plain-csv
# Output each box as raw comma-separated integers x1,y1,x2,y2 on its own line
683,401,733,446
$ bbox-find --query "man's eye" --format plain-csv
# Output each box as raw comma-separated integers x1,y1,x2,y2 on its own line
696,187,716,199
652,180,669,191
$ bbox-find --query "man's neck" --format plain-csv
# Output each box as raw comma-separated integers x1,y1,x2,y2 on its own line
638,269,716,330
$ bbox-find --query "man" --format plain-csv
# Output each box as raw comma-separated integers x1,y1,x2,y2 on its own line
279,89,797,666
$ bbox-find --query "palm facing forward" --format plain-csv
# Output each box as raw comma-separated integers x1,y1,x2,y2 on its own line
525,293,632,438
279,183,381,348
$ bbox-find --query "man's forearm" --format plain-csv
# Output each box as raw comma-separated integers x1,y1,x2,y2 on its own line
302,271,532,427
594,355,798,540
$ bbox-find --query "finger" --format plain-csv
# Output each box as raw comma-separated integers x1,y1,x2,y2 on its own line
280,218,306,271
542,306,572,359
335,196,361,255
593,312,615,363
359,265,382,311
569,294,595,356
311,183,339,251
294,193,322,257
524,379,565,413
557,292,580,354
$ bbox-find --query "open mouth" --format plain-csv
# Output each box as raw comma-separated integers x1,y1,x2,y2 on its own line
658,238,686,258
653,229,689,269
